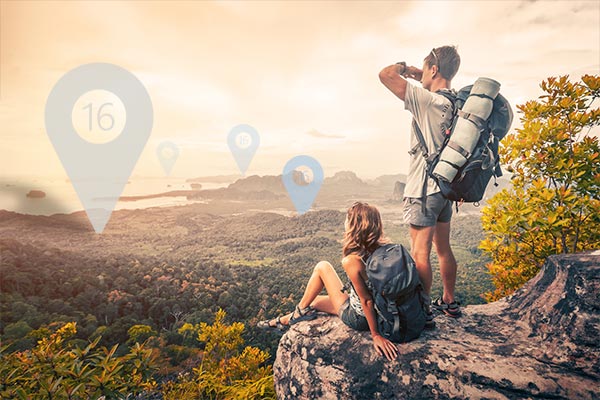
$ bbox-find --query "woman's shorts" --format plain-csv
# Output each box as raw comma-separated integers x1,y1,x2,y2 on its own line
339,299,369,331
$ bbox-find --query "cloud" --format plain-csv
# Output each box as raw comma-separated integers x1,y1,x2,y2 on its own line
138,71,235,115
1,0,598,180
306,128,345,139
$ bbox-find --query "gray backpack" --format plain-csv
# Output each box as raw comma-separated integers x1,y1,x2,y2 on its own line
365,244,426,343
411,85,513,209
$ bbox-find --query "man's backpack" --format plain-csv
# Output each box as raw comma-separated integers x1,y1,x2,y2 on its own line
413,80,513,205
365,243,426,343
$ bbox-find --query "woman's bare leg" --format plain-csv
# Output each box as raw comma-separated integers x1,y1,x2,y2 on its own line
278,261,348,325
310,295,339,315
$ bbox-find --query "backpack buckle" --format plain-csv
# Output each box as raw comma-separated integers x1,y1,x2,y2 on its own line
409,143,427,158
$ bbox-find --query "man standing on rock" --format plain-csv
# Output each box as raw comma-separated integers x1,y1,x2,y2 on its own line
378,46,462,326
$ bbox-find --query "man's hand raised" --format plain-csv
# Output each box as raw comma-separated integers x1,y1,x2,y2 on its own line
404,66,423,82
379,64,409,101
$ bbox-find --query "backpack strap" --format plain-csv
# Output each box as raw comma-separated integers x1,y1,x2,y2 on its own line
408,119,429,159
446,140,471,159
392,307,401,339
468,92,496,101
457,110,487,131
409,121,431,215
408,89,458,216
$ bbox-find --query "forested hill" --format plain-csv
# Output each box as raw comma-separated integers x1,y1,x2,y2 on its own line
0,205,492,389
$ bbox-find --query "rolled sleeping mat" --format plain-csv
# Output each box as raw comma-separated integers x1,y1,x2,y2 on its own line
433,77,501,182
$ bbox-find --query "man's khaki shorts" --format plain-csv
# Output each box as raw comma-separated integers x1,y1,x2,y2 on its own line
403,192,452,227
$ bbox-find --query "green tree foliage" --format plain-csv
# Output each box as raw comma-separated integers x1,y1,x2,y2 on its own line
162,309,275,400
1,210,493,361
1,313,274,399
481,75,600,301
0,322,157,399
1,209,495,395
127,324,157,345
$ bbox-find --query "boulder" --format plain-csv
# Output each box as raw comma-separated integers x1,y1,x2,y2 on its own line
392,181,405,202
25,190,46,198
274,252,600,399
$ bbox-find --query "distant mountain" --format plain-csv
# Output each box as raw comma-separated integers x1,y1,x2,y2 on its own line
368,173,407,188
170,171,511,208
318,171,372,198
189,171,406,191
227,175,286,193
323,171,368,186
195,170,409,204
185,171,516,206
227,171,370,194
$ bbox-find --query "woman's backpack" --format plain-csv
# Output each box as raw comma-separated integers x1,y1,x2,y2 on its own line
365,243,426,343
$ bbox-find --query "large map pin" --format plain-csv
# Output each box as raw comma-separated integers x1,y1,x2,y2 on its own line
282,155,324,215
157,141,180,176
45,63,153,233
227,124,259,176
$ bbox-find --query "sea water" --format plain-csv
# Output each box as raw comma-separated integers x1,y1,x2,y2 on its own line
0,176,230,216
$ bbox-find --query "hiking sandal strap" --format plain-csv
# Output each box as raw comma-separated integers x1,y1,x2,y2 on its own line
258,316,288,331
275,316,285,329
289,304,317,325
296,305,313,316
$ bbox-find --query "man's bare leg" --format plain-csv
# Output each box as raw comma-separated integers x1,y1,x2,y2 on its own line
409,225,436,295
433,221,457,304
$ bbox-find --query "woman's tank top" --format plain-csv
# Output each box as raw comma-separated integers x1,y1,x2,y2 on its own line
344,253,374,317
348,284,366,317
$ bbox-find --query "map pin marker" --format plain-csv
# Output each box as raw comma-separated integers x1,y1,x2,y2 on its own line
45,63,153,233
227,124,259,176
157,141,180,176
282,155,324,215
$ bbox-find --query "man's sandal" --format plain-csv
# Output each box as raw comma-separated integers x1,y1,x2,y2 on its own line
257,316,289,332
289,305,317,325
432,298,462,318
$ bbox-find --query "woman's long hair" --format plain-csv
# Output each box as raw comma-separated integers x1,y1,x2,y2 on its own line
342,202,388,258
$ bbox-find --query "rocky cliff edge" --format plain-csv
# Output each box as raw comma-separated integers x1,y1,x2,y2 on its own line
274,251,600,400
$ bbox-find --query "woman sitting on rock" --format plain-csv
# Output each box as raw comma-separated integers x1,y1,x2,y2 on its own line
258,202,398,361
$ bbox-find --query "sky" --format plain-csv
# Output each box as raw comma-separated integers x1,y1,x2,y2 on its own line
1,0,599,181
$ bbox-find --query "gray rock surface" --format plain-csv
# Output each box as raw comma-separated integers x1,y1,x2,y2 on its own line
274,252,600,399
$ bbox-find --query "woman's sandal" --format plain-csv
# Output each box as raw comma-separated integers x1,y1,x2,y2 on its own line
257,316,289,332
257,305,317,332
289,305,317,325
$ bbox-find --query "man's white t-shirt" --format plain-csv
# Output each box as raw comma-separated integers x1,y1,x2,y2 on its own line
403,81,454,198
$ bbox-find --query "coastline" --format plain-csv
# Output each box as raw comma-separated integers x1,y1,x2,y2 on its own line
0,178,231,216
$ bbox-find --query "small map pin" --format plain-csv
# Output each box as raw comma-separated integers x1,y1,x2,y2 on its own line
227,124,259,176
282,155,324,215
45,63,153,233
157,141,180,176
